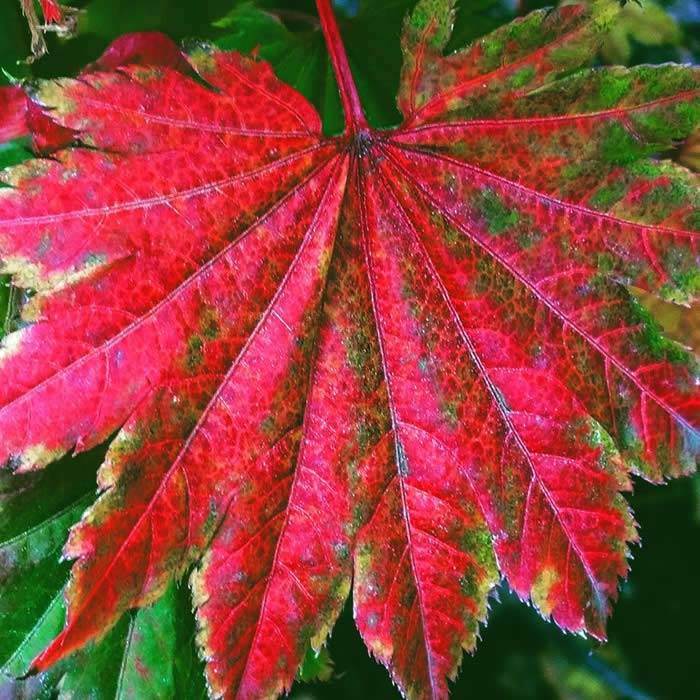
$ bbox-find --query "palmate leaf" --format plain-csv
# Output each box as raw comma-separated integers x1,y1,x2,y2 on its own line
0,0,698,698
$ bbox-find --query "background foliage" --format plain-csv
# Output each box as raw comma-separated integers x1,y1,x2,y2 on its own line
0,1,698,698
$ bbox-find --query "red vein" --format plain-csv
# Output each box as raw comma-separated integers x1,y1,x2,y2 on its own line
382,145,697,438
377,160,612,619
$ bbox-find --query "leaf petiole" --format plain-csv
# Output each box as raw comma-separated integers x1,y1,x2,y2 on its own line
316,0,368,135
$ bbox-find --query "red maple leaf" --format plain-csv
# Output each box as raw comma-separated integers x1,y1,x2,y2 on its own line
0,1,698,697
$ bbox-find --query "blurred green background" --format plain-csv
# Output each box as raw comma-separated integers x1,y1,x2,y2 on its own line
1,1,699,698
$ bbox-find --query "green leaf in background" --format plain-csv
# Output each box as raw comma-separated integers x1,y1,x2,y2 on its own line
0,1,31,85
297,646,334,684
0,449,100,696
212,0,513,132
0,438,205,699
59,582,206,700
562,0,681,63
604,0,681,63
0,137,31,174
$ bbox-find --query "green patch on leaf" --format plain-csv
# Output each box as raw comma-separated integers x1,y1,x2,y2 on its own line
589,181,626,211
596,70,633,109
186,335,204,370
601,122,641,165
508,65,536,89
475,188,520,235
629,295,692,364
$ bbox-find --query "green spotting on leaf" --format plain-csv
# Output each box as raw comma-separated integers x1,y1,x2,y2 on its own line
475,188,520,235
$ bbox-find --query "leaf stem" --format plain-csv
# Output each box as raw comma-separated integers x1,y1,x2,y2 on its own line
316,0,368,134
